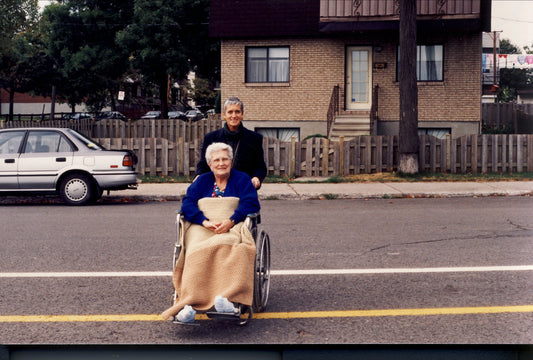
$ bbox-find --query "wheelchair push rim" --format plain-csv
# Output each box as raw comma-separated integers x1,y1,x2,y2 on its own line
253,229,271,313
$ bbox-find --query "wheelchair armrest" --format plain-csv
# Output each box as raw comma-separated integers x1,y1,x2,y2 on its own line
246,212,261,224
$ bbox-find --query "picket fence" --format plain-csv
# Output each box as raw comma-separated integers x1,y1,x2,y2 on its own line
96,134,533,177
0,117,223,143
2,118,532,176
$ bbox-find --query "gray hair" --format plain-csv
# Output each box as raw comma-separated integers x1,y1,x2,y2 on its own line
205,142,233,164
223,97,244,113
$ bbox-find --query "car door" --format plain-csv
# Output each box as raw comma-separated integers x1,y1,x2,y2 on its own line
0,130,26,189
17,130,75,190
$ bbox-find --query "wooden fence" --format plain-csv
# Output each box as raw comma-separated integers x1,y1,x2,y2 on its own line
482,103,533,132
96,134,533,177
0,116,223,143
2,117,533,176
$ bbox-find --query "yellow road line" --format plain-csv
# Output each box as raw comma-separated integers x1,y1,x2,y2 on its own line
253,305,533,319
1,305,533,323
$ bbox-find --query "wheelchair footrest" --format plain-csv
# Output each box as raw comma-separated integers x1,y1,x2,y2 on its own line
205,311,240,320
206,306,253,326
171,317,200,326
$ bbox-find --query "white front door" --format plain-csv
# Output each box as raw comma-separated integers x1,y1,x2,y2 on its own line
345,46,372,110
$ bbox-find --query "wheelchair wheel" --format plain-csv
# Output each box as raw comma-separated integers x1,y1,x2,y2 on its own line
252,229,270,313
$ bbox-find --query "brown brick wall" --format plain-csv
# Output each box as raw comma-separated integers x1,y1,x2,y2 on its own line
373,33,482,123
221,38,345,122
221,32,481,133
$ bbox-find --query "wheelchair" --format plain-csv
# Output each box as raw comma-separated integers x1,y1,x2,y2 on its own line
171,211,271,325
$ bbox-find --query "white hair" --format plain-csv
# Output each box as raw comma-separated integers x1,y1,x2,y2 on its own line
205,142,233,164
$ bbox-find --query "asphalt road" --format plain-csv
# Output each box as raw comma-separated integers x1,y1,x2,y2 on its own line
1,197,533,344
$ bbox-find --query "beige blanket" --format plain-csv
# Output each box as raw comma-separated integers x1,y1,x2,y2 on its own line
161,197,256,320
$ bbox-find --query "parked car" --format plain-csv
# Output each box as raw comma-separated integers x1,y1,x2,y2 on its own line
61,112,92,121
168,111,187,120
95,111,128,121
0,128,138,205
185,109,204,122
140,111,161,119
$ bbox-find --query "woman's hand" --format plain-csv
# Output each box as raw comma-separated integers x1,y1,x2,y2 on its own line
202,219,235,234
251,177,261,189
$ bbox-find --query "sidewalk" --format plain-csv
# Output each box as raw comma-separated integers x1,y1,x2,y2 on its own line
108,180,533,201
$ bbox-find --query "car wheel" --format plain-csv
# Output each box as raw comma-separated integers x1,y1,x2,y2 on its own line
59,173,94,206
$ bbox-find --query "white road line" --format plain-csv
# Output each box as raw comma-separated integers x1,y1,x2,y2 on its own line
1,265,533,278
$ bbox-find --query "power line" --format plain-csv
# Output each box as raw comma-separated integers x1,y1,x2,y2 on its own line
493,16,533,24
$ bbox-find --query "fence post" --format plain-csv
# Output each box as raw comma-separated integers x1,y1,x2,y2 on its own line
446,134,451,172
528,135,533,172
176,137,183,176
321,138,329,176
290,136,296,176
339,136,344,176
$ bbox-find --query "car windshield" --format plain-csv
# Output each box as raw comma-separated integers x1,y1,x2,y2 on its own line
67,129,105,150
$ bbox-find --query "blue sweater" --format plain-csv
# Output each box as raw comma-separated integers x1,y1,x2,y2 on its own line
181,169,260,225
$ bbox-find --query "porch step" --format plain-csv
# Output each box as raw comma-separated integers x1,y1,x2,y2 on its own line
329,112,371,140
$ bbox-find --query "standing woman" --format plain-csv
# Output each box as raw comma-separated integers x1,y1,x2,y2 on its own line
195,97,267,189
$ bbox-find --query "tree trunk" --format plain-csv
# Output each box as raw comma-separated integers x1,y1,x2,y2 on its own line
398,0,419,174
8,89,15,122
159,76,169,119
50,85,56,121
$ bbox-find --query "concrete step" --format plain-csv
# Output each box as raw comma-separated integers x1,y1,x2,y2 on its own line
329,112,371,140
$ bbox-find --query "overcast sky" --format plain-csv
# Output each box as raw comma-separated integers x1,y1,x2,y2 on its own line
491,0,533,51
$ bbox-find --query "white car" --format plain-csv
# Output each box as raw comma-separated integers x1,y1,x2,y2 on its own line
0,128,138,205
140,111,161,119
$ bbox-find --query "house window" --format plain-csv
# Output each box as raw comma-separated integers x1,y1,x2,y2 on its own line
256,127,299,141
246,47,289,83
418,128,450,139
398,45,443,81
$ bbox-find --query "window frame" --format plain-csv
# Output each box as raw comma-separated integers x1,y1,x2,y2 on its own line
245,46,290,83
255,127,300,142
397,44,444,82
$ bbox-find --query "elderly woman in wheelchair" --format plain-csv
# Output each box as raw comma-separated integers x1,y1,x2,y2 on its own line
161,142,265,325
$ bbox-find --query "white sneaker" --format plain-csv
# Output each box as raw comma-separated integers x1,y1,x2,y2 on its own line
176,305,196,323
214,295,237,314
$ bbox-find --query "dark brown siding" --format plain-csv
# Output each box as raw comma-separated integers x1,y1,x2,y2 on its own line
210,0,320,38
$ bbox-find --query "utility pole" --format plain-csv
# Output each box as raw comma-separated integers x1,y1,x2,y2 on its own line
489,30,502,92
398,0,419,174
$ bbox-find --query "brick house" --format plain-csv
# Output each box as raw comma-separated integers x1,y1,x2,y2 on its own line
210,0,491,140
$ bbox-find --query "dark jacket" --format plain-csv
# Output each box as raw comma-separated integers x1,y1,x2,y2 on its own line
181,169,260,225
195,123,267,183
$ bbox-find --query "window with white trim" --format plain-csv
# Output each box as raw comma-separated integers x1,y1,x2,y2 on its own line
246,47,290,83
398,45,443,81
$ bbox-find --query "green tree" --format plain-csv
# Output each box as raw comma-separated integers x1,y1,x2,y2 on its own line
499,38,521,54
116,0,189,118
42,0,133,112
178,0,220,83
0,0,39,120
188,77,217,110
523,44,533,54
498,68,533,102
